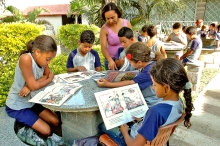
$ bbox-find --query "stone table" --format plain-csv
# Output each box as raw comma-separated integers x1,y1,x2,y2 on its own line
164,43,186,58
31,78,109,145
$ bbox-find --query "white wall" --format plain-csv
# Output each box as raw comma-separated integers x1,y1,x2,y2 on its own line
37,16,62,35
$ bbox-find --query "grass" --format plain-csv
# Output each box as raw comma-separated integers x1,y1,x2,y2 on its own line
191,67,220,102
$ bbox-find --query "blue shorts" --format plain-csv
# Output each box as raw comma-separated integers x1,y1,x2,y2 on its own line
5,104,45,127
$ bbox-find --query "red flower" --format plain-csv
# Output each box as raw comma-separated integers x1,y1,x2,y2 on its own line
127,54,132,60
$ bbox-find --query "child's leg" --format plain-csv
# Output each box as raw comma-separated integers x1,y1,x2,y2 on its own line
31,104,60,137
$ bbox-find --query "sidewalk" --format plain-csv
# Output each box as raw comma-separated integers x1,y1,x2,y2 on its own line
169,71,220,146
0,71,220,146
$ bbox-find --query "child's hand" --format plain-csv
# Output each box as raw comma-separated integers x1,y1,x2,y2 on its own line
96,78,108,87
19,86,30,97
76,66,87,71
120,124,129,134
132,116,143,123
119,57,125,65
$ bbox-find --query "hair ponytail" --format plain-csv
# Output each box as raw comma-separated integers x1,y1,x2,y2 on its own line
20,40,34,56
19,35,57,56
183,88,194,128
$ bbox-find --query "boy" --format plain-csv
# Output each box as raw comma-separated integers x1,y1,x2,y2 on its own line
215,24,220,50
115,27,136,71
180,26,202,64
137,25,148,43
166,22,188,46
208,23,217,39
66,30,101,72
146,25,167,58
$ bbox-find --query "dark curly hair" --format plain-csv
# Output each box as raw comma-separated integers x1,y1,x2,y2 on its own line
80,30,95,44
125,42,163,63
150,58,194,128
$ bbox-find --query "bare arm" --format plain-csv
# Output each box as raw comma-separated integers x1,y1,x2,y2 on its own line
120,124,146,146
97,78,135,88
100,27,114,63
67,66,87,72
159,44,167,58
19,54,53,91
166,35,171,42
95,66,102,72
180,49,194,60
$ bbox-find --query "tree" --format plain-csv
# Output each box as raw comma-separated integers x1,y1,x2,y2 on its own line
69,0,185,28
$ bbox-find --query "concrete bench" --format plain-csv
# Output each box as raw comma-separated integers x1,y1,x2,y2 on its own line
0,107,28,146
185,61,204,91
199,51,220,67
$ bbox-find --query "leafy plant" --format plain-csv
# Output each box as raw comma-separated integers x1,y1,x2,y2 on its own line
0,23,43,106
58,24,100,50
49,53,68,75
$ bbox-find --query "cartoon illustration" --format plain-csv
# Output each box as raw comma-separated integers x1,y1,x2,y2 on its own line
39,85,77,105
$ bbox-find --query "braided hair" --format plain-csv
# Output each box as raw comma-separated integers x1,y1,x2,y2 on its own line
150,58,194,128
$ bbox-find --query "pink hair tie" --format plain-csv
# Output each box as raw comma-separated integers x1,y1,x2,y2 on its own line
127,54,132,60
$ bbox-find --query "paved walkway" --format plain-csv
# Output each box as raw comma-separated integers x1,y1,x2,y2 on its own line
169,71,220,146
0,71,220,146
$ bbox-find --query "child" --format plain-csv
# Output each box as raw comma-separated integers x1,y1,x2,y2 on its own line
196,19,204,35
97,42,163,145
146,24,167,58
115,27,136,71
119,58,194,146
5,35,63,145
97,42,162,107
137,25,148,43
166,22,188,46
208,23,217,39
180,26,202,64
66,30,101,72
200,25,208,38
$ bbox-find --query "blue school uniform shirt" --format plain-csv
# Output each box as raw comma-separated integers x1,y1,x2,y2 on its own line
115,47,135,71
137,99,184,141
186,37,202,62
66,48,101,70
133,61,161,107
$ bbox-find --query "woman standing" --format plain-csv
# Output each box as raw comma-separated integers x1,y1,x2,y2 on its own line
100,2,132,70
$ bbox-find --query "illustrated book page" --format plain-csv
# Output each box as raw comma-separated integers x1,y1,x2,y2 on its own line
94,83,148,130
29,83,82,106
104,71,139,82
58,71,105,83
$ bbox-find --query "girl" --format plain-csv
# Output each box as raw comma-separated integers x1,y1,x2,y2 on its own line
97,42,163,107
120,58,194,146
97,42,163,145
200,25,208,38
5,35,63,145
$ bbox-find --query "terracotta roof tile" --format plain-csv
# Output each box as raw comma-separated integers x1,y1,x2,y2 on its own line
23,4,70,16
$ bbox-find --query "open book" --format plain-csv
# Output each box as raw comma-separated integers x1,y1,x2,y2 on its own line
58,71,105,83
95,84,148,130
104,70,139,82
29,83,82,106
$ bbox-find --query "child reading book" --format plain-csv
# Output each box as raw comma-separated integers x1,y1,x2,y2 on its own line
120,58,193,145
97,42,162,107
115,27,136,71
5,35,64,145
99,58,194,146
66,30,102,72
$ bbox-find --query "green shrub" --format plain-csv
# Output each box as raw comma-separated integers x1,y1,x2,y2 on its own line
58,24,100,50
49,53,68,75
0,23,43,106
